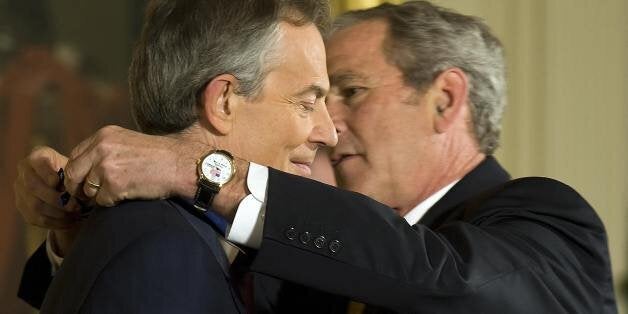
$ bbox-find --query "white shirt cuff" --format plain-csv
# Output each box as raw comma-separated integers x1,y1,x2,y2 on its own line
226,162,268,249
46,231,65,275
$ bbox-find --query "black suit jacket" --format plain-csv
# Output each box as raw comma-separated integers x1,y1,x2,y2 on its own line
250,156,617,313
19,198,244,314
19,157,617,313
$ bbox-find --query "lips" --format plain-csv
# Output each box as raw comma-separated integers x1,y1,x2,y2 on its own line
330,153,359,167
290,159,314,176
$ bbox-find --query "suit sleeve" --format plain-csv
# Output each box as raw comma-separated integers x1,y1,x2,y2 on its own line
250,169,613,313
18,242,53,309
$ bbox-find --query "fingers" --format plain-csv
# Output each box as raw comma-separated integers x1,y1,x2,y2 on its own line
61,125,180,208
64,143,100,197
14,146,81,230
28,146,68,189
18,157,79,213
69,133,97,160
64,125,123,198
86,170,121,207
94,186,118,207
82,171,102,198
16,185,78,229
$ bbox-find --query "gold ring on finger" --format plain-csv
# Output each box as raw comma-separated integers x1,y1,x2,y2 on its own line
86,179,101,190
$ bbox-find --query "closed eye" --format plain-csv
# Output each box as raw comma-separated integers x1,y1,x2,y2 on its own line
298,102,315,112
342,87,366,99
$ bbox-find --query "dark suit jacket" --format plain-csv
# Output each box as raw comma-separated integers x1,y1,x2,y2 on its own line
19,198,244,314
250,156,617,313
19,157,617,313
18,210,344,313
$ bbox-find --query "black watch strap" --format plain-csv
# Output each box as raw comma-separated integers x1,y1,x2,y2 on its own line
194,179,219,211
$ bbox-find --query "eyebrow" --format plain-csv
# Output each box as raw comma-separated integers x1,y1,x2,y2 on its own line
329,71,367,86
295,84,328,99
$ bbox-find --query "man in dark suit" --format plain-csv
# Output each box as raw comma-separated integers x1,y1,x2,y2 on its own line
28,198,244,314
15,0,338,313
15,1,618,313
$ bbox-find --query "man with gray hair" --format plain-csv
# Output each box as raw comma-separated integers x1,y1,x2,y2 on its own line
16,1,616,313
17,0,339,313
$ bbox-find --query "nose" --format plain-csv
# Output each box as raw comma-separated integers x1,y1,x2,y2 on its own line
326,94,347,137
309,101,338,148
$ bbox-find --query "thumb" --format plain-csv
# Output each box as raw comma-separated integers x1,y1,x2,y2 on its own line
29,146,69,188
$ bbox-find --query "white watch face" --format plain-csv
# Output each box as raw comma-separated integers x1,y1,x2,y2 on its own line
201,152,234,185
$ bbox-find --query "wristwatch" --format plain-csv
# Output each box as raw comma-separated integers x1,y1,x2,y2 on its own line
193,149,236,212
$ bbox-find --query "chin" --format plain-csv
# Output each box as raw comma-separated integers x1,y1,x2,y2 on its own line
340,179,381,201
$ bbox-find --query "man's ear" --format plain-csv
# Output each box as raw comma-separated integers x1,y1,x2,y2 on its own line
199,74,240,135
432,68,469,133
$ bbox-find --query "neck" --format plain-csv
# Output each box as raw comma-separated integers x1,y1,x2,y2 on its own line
172,123,225,148
397,138,485,216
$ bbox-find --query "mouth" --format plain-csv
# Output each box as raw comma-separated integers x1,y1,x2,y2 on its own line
290,160,313,176
330,154,359,167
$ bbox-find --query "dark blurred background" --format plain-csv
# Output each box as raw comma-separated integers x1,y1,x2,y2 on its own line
0,1,143,312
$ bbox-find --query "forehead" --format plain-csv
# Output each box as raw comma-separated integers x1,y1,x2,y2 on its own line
326,19,399,84
326,19,388,65
265,22,329,94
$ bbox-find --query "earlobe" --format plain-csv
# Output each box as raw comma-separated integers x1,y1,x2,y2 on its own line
199,74,240,135
433,68,468,134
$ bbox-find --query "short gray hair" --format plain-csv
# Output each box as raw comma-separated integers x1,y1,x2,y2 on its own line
333,1,506,154
130,0,330,135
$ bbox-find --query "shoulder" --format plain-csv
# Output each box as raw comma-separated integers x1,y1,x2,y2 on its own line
69,199,216,265
45,199,227,313
83,198,203,242
470,176,605,233
503,177,589,204
89,199,183,230
496,177,594,214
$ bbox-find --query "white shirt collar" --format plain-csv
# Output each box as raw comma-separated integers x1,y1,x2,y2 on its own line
403,180,459,225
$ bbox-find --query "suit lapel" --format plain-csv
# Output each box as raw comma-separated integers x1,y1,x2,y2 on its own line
170,199,231,276
171,199,246,314
418,156,511,228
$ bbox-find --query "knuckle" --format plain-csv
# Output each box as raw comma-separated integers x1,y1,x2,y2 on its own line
29,146,45,158
83,184,96,198
30,146,53,162
104,125,120,131
64,166,76,182
111,172,129,191
106,180,121,197
98,157,112,172
100,161,120,182
98,125,119,139
70,145,82,159
94,140,112,156
118,190,130,202
103,196,116,207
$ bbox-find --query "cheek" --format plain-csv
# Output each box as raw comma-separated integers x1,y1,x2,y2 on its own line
260,112,314,161
352,105,393,152
352,104,422,169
